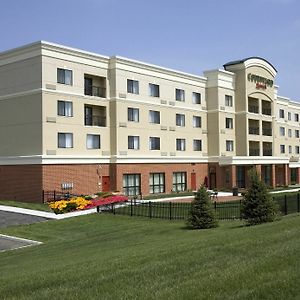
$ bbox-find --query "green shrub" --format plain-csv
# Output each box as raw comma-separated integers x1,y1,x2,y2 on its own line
187,186,218,229
241,170,279,225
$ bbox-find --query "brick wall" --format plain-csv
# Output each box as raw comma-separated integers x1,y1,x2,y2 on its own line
0,165,43,202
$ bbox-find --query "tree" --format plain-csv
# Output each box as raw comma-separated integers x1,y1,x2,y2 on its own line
241,170,279,225
187,186,218,229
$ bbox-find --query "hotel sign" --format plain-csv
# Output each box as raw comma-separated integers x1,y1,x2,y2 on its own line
247,73,273,90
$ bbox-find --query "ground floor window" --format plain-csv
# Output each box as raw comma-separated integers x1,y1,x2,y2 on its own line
236,166,245,188
123,174,141,196
172,172,187,192
149,173,165,194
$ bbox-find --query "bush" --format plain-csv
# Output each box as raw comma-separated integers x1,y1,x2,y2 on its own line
241,170,279,225
187,186,218,229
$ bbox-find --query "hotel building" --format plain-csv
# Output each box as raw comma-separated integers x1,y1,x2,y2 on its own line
0,41,300,202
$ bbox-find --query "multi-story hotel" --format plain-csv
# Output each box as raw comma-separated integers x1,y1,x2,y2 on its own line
0,41,300,202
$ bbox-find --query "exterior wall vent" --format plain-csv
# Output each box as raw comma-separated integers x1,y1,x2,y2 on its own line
161,126,168,131
169,126,176,131
220,106,225,110
202,129,208,134
119,93,126,98
45,84,56,90
170,152,176,156
160,100,167,104
169,101,175,106
161,152,168,156
220,129,226,134
119,122,127,127
46,117,56,123
46,150,56,155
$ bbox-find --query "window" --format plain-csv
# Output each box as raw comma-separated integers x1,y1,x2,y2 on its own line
57,101,73,117
149,83,160,97
86,134,100,149
279,109,285,119
149,173,165,194
280,145,285,154
149,137,160,150
295,113,299,122
175,89,185,102
225,117,233,129
288,112,291,120
193,116,201,128
192,92,201,104
176,138,186,151
58,133,73,148
128,136,140,150
225,95,233,107
279,127,285,136
288,129,292,138
172,172,187,192
289,145,292,154
128,107,139,122
123,174,141,196
176,114,185,126
226,140,234,151
296,146,300,154
127,79,139,94
149,110,160,124
296,130,300,138
193,139,202,151
57,68,72,85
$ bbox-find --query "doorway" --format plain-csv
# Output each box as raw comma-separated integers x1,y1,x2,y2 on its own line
102,176,110,192
191,173,196,191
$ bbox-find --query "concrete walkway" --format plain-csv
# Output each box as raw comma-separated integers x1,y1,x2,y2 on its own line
0,234,42,252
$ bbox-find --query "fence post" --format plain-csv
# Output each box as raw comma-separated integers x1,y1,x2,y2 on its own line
214,201,217,212
169,202,172,220
149,201,152,219
298,193,300,213
239,199,242,220
284,195,287,215
112,203,115,215
97,205,100,213
53,190,56,201
42,190,45,203
130,199,133,216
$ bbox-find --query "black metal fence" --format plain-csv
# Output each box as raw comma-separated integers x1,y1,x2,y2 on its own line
107,193,300,221
43,190,76,202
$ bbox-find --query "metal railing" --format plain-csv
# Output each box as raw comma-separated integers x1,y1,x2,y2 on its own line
85,115,106,127
263,149,272,156
248,105,259,113
84,85,106,98
262,128,272,136
249,149,260,156
262,108,272,115
249,127,259,135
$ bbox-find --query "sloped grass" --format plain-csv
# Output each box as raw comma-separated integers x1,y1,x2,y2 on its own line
0,200,51,212
0,213,299,299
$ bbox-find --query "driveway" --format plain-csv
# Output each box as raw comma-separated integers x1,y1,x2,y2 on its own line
0,211,48,228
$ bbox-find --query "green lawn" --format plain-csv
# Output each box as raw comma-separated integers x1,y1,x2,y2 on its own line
0,213,299,299
0,200,52,212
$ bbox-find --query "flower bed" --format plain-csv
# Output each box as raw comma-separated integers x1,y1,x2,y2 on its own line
86,195,128,209
48,197,92,214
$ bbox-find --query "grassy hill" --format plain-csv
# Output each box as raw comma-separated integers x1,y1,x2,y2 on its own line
0,213,299,299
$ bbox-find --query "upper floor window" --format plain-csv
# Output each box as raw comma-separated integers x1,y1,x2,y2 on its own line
280,144,285,154
289,145,292,154
128,107,139,122
86,134,100,149
296,146,300,154
279,127,285,137
176,114,185,127
225,117,233,129
149,110,160,124
149,137,160,150
57,101,73,117
193,116,201,128
296,130,300,138
193,139,202,151
128,136,140,150
225,95,233,107
149,83,160,97
279,109,285,119
127,79,139,94
226,140,234,152
288,129,292,138
57,68,72,85
175,89,185,102
295,113,299,122
192,92,201,104
176,138,186,151
58,133,73,148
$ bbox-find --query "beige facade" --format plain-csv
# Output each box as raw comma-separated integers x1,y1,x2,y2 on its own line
0,41,300,202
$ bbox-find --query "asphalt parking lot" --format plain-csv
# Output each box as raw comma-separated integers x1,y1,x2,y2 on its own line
0,211,46,251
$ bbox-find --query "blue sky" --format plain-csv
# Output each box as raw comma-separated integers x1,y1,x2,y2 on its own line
1,0,299,100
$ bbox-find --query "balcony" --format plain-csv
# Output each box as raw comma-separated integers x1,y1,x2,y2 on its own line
84,105,106,127
249,127,259,135
263,142,272,156
84,75,106,98
248,97,259,114
249,149,260,156
262,100,272,116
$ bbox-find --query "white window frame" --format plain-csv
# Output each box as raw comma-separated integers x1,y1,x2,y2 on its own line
149,83,160,97
149,110,160,124
58,133,73,148
175,88,185,102
193,139,202,151
57,68,73,85
176,114,185,127
226,140,234,152
86,134,101,149
193,116,201,128
225,95,233,107
127,79,139,94
176,138,186,151
57,100,73,117
128,136,140,150
128,107,139,122
225,117,233,129
192,92,201,104
149,137,160,150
